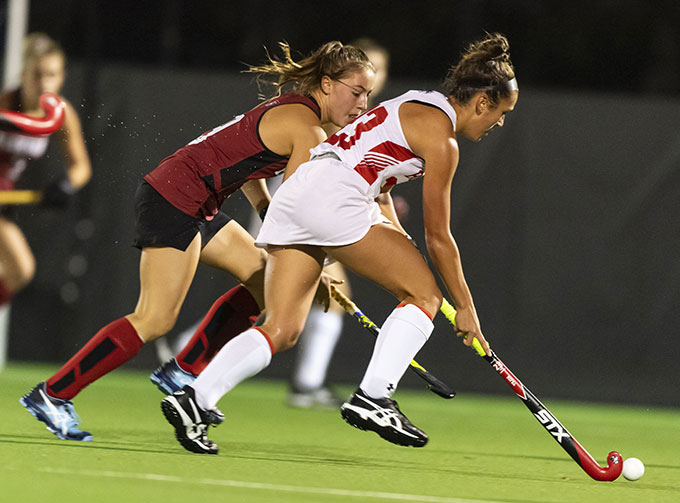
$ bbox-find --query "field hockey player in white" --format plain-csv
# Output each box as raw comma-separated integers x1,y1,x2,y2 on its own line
162,32,518,453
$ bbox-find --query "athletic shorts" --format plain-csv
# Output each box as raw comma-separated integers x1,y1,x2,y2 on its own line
255,156,390,248
133,180,231,251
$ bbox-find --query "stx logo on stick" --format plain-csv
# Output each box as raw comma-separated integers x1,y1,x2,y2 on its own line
534,409,569,443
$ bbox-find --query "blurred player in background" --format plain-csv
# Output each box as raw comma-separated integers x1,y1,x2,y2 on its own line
0,33,91,313
19,41,375,442
162,33,517,454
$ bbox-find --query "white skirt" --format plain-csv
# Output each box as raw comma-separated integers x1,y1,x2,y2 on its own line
255,157,390,248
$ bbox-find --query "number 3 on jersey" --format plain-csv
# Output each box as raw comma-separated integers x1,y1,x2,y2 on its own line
327,106,388,150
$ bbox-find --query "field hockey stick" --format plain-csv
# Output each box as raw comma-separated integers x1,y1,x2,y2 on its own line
0,92,66,134
439,298,622,481
0,190,42,205
330,285,455,399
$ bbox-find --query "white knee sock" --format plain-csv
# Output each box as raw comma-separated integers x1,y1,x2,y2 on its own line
291,308,343,392
192,328,273,410
359,304,434,399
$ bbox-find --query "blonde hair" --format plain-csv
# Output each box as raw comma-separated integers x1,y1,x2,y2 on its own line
443,33,516,105
245,41,374,97
23,32,65,66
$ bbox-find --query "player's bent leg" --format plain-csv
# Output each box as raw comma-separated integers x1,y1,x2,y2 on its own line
152,284,261,422
0,216,36,299
162,327,274,453
289,260,349,406
327,225,439,445
152,223,266,411
259,245,326,352
200,220,267,307
160,246,324,453
21,237,202,441
341,303,434,447
166,284,262,379
326,223,442,314
127,238,203,341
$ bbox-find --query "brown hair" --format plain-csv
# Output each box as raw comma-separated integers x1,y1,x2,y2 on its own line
23,32,65,65
443,33,516,105
245,41,374,97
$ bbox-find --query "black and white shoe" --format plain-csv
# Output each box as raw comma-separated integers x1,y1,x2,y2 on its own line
161,386,218,454
340,388,428,447
151,359,225,426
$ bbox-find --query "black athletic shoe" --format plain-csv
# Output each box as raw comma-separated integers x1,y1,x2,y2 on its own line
340,388,428,447
161,386,218,454
151,358,224,426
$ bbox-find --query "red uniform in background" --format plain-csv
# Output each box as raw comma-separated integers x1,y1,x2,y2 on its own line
0,90,50,192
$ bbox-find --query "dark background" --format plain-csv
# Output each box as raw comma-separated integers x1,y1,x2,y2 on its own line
2,1,679,407
8,0,680,95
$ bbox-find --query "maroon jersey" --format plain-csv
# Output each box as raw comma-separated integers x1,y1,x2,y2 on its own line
145,93,320,219
0,89,50,191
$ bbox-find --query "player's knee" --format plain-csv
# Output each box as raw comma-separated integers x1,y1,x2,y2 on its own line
261,323,304,352
405,289,442,320
129,309,178,342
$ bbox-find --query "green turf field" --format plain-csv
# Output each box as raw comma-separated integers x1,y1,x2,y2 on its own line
1,363,678,503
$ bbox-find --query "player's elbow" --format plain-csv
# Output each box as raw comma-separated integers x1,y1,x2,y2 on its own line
424,230,451,258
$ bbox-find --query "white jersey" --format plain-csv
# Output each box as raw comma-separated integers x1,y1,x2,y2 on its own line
255,90,457,248
310,90,457,199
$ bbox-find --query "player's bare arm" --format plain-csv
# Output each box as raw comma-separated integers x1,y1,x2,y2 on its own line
401,103,490,354
58,98,91,189
258,103,326,181
240,179,271,213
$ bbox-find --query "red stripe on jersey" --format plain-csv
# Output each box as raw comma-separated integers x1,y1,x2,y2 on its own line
354,141,416,185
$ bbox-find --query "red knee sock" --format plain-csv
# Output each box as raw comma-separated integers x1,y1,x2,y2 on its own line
0,280,14,306
46,317,144,400
175,284,261,375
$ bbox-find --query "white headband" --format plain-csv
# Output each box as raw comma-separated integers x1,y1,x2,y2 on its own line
504,77,519,92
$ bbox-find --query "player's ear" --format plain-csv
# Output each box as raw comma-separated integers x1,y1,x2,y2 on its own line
475,93,489,115
320,75,332,95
